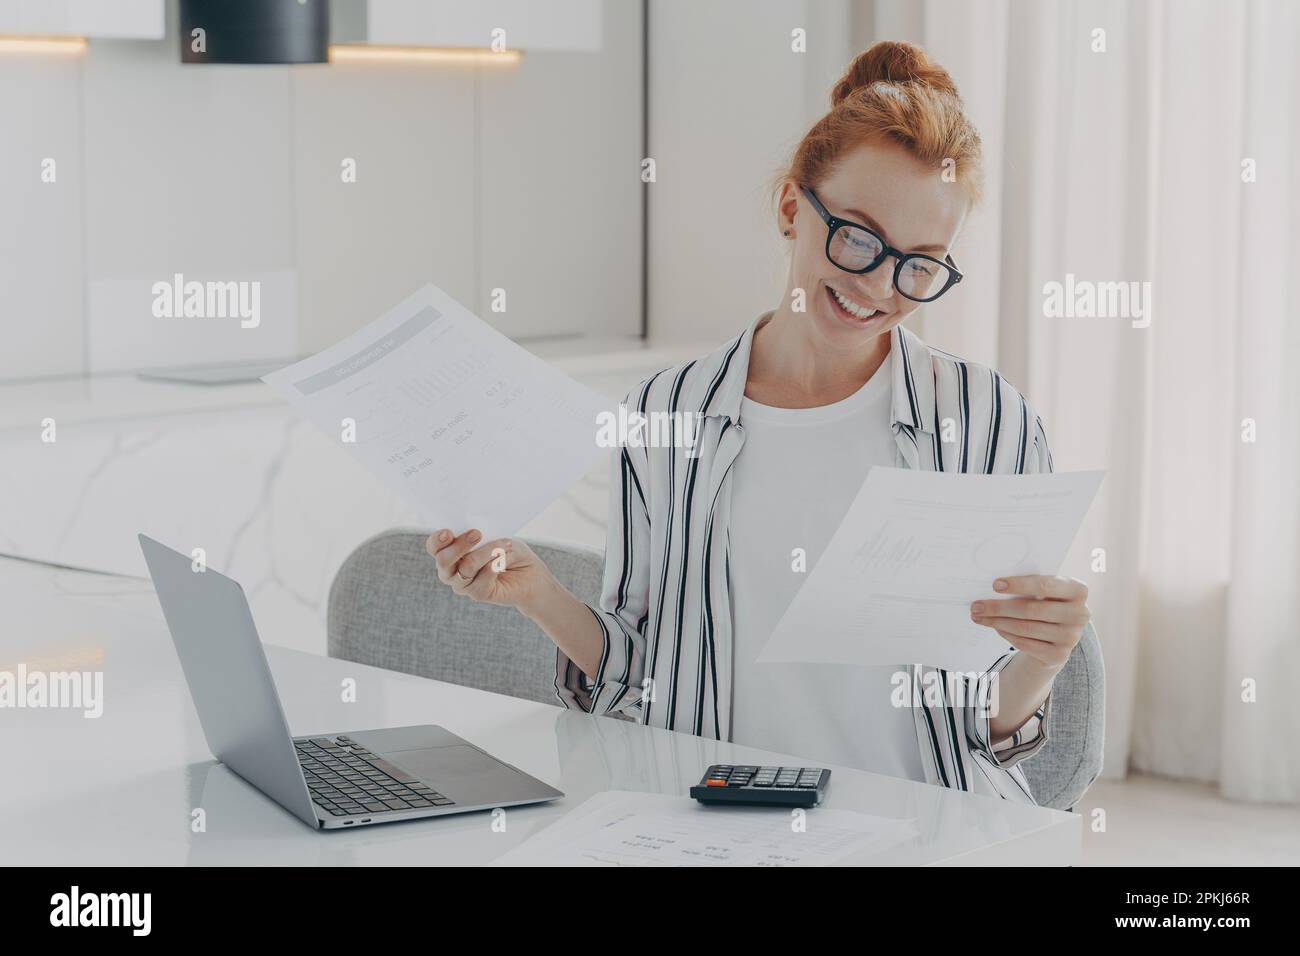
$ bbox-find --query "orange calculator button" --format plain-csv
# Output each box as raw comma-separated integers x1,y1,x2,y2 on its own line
706,778,728,787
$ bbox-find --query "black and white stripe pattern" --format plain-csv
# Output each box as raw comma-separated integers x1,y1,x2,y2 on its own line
556,317,1064,805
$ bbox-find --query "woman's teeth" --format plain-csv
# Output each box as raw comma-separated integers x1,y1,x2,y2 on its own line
830,288,878,319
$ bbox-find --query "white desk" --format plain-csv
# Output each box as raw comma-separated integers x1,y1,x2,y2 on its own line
0,557,1080,865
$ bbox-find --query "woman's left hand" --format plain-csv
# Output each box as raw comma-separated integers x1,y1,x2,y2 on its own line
970,575,1090,672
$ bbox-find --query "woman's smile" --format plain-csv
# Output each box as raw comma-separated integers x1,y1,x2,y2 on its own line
824,282,890,328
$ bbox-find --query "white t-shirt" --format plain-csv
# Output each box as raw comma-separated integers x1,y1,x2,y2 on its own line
728,347,925,782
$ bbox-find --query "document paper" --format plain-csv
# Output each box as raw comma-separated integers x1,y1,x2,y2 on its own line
492,790,917,867
263,284,611,541
759,467,1104,673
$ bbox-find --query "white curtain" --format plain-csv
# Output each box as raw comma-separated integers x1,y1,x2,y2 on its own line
865,0,1300,801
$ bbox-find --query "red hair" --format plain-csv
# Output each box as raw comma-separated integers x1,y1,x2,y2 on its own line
783,40,984,204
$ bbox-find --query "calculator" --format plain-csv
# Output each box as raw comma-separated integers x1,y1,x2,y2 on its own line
689,765,831,808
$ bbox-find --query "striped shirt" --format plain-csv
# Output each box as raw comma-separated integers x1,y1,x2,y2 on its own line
555,315,1069,804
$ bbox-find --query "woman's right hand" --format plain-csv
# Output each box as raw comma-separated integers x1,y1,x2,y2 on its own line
425,528,555,612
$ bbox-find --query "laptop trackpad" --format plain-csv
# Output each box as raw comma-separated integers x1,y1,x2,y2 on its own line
386,745,539,806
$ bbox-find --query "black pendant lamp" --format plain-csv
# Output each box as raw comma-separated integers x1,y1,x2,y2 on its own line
180,0,329,64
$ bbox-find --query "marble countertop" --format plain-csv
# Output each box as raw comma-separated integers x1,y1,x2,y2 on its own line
0,334,718,654
0,334,711,430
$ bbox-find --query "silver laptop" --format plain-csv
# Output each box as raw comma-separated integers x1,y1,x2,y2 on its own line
139,533,563,830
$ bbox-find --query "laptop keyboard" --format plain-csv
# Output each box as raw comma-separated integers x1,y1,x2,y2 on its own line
294,735,456,818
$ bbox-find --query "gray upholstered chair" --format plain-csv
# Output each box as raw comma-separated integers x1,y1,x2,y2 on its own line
327,528,1104,809
1019,622,1105,810
328,529,603,706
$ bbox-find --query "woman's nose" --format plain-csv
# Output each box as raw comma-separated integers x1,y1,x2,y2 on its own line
854,262,896,302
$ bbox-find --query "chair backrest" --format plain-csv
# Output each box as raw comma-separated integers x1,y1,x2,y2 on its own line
327,529,603,706
1017,622,1105,810
328,529,1104,809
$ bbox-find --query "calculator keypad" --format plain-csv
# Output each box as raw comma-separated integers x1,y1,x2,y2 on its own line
702,765,822,789
691,764,829,807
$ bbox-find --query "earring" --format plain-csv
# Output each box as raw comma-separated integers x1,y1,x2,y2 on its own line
783,229,792,238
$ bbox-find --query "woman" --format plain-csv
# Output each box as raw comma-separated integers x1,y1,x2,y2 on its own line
426,41,1093,804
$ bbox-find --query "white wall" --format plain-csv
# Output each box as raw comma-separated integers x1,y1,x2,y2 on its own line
645,0,856,347
0,0,163,38
299,0,644,349
0,46,86,378
0,0,642,381
81,32,301,371
290,58,478,352
368,0,604,51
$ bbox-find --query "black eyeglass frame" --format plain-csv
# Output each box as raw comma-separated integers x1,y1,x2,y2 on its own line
799,185,963,303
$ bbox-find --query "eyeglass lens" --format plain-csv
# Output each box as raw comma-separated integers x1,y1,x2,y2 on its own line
827,223,953,301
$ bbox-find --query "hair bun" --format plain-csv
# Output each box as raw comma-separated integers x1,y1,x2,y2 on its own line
831,40,958,106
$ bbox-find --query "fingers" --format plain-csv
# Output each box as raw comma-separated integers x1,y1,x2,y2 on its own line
987,629,1060,658
448,539,513,595
972,609,1075,668
971,597,1088,626
984,624,1073,667
992,575,1087,601
971,614,1062,643
426,529,482,584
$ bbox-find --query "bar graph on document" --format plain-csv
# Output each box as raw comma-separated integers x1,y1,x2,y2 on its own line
850,524,927,574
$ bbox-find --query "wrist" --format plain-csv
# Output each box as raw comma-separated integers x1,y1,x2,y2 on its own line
518,569,565,623
1016,650,1065,680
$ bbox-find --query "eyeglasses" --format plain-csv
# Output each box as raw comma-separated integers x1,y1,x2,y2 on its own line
799,185,963,303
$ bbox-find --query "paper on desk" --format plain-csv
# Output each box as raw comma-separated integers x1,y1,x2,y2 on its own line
759,467,1104,673
262,284,611,541
492,790,917,867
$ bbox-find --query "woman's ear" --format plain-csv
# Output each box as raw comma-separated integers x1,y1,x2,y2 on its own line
777,180,800,238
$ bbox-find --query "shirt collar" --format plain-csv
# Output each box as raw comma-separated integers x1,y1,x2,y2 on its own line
691,313,937,434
